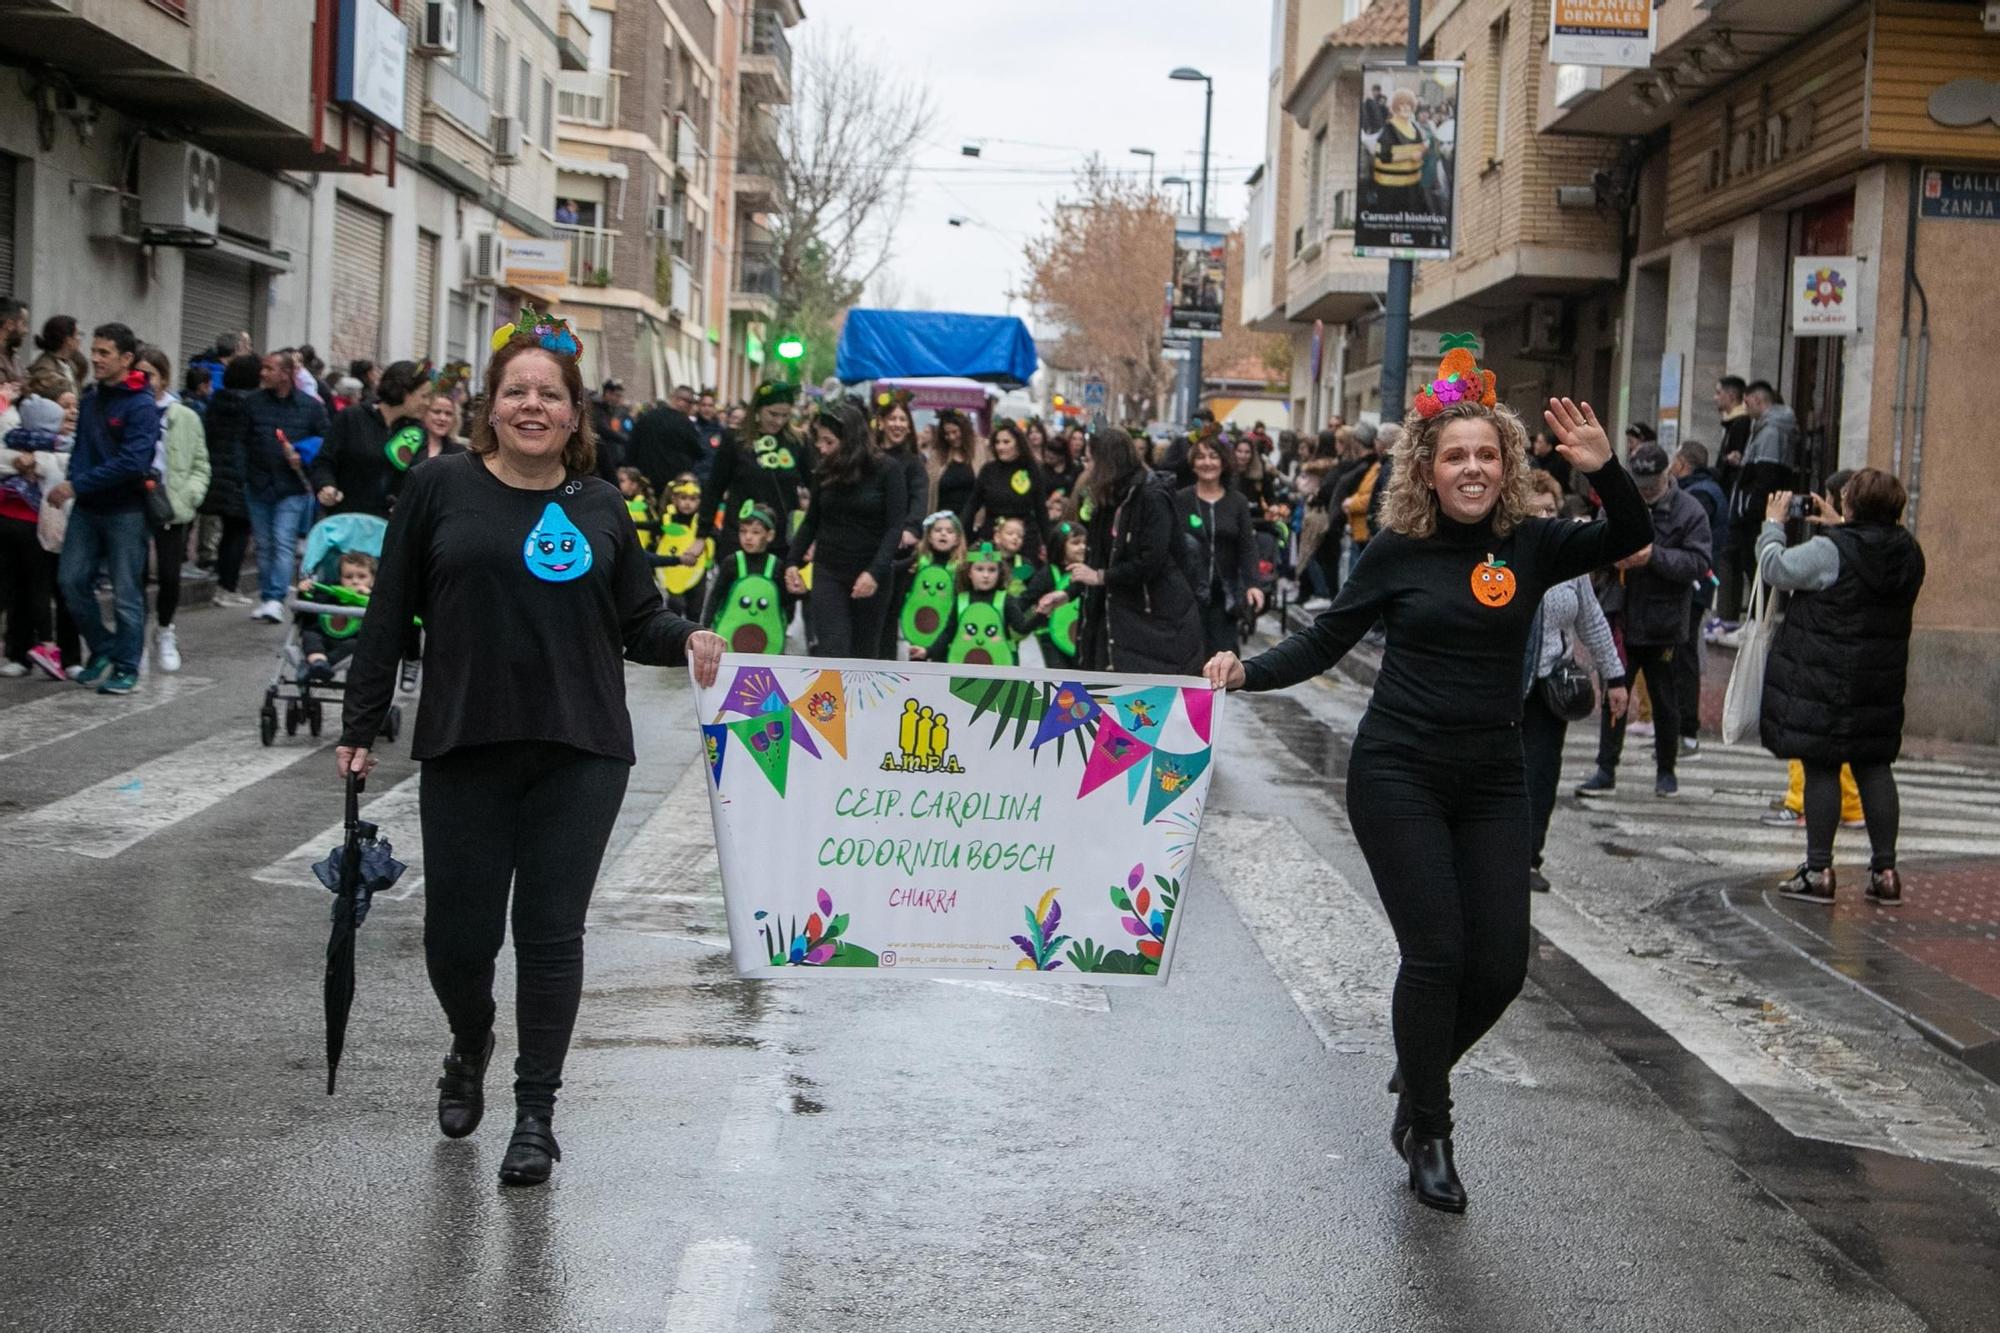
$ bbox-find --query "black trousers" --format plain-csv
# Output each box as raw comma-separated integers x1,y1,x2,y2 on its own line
1520,687,1569,868
1716,530,1754,622
808,569,889,659
876,562,911,659
152,523,188,627
1195,593,1240,658
1596,641,1679,778
1672,630,1703,739
213,514,252,594
1346,725,1532,1138
1,515,54,661
1804,760,1900,872
419,740,630,1116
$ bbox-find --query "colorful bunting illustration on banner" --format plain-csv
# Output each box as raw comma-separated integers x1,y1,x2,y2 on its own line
727,708,794,797
791,670,850,758
1077,714,1151,798
701,723,729,787
1107,685,1176,746
1030,681,1101,750
1143,747,1211,823
1181,687,1214,744
723,665,788,718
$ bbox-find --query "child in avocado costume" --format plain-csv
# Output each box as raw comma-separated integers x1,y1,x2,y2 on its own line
909,542,1042,667
704,505,791,654
653,474,712,616
1023,520,1087,670
295,550,376,683
898,511,966,656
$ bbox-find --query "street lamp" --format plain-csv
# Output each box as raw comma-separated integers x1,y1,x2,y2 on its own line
1129,146,1156,189
1160,175,1194,216
1168,65,1214,425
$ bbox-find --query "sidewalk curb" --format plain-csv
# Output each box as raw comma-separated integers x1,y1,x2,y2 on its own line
1720,875,2000,1088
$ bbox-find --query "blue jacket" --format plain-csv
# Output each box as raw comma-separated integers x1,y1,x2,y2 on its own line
241,387,330,503
68,378,162,513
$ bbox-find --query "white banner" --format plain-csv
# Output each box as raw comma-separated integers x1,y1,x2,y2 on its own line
1548,0,1654,69
693,657,1223,985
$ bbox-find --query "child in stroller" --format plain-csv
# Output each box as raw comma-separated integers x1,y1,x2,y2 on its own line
259,513,403,746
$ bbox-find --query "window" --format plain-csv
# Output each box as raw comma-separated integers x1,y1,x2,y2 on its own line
519,57,533,138
1485,16,1510,166
1306,127,1326,238
448,2,486,94
492,33,510,109
540,77,555,151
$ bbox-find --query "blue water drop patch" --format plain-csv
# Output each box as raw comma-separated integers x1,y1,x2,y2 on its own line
522,501,594,583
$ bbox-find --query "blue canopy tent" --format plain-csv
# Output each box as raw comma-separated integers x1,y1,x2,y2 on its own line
835,309,1038,387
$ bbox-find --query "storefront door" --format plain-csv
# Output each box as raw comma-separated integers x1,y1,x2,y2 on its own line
1791,192,1853,491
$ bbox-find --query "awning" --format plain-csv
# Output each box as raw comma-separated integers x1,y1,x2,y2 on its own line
210,233,293,272
556,155,629,180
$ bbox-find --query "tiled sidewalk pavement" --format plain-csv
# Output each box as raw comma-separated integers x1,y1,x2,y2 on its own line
1726,860,2000,1085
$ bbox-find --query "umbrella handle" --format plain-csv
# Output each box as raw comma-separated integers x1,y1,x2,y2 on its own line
345,768,364,826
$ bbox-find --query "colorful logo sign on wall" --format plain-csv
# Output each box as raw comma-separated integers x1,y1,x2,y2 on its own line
1791,255,1860,337
694,658,1223,984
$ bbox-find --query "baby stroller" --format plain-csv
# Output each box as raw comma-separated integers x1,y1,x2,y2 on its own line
258,514,403,747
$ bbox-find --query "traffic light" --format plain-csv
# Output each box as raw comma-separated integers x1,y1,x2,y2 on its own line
775,335,806,362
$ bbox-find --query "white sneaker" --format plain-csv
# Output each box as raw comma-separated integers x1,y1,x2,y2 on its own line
1301,596,1333,612
0,660,27,678
253,599,285,623
214,590,254,608
155,625,181,673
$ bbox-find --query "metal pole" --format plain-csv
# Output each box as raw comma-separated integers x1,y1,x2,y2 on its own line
1191,78,1212,423
1377,0,1423,420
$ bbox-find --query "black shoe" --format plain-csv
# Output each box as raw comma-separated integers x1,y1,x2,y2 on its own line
436,1031,494,1140
1867,867,1904,907
1778,864,1837,905
499,1113,561,1187
1528,867,1551,893
1406,1133,1468,1213
1388,1069,1411,1161
1576,770,1616,799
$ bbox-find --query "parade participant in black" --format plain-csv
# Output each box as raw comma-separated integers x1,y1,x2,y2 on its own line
870,387,929,659
311,360,434,517
926,407,978,529
783,399,909,659
1071,427,1203,676
1203,349,1648,1214
337,308,725,1188
698,379,807,562
626,384,704,499
1174,433,1265,657
970,419,1049,558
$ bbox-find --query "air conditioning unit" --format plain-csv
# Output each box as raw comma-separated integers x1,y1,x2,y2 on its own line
468,229,502,284
1521,299,1569,357
492,115,523,164
416,0,460,57
136,138,220,239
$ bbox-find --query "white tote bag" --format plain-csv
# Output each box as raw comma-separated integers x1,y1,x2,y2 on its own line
1720,568,1784,745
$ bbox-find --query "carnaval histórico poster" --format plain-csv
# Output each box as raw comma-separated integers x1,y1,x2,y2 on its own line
1354,61,1462,262
692,657,1223,986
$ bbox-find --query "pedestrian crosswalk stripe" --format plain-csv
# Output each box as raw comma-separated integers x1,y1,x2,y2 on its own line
251,774,426,900
0,675,216,763
4,732,325,858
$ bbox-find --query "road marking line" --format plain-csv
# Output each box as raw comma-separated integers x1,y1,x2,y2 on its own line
252,774,427,899
0,675,215,763
4,732,325,858
661,1236,756,1333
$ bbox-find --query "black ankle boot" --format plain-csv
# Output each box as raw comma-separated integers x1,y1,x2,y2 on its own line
499,1113,561,1187
436,1031,495,1140
1406,1134,1468,1213
1387,1069,1411,1160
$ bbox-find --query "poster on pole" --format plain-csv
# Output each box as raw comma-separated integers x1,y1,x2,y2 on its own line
1548,1,1655,69
1355,62,1461,261
694,658,1223,985
1792,256,1860,337
1168,228,1226,339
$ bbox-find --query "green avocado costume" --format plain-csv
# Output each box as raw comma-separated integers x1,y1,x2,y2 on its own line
899,555,956,653
308,581,369,641
946,590,1014,667
1042,569,1079,660
713,551,786,655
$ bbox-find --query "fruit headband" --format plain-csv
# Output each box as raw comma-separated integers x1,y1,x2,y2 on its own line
430,359,471,395
872,387,914,415
490,304,580,360
1412,333,1496,419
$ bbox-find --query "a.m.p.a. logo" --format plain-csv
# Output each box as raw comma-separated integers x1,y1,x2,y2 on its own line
880,698,965,775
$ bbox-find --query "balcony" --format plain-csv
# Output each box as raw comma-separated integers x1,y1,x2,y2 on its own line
739,9,794,106
426,62,491,139
734,122,783,209
674,111,708,182
556,5,590,73
732,241,781,315
1286,187,1385,325
557,225,616,287
557,70,622,129
671,256,695,318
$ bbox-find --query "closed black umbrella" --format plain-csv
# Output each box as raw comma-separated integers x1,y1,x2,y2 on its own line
311,772,407,1094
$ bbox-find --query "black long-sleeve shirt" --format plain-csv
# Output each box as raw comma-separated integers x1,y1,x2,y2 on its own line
699,428,805,552
312,403,409,518
787,455,910,583
340,452,697,762
934,459,976,532
1174,485,1260,611
970,458,1049,555
1242,460,1651,739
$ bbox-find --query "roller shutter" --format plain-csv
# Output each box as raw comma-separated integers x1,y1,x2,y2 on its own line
0,153,16,295
329,195,388,369
413,230,440,361
178,249,257,369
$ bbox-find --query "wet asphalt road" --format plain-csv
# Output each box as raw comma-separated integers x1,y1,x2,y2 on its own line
1,607,1994,1331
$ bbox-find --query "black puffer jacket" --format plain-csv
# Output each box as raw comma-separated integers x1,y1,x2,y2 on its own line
1078,472,1203,676
197,387,251,520
1761,523,1926,766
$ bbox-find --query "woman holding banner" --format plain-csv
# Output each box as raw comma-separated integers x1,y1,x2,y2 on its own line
1072,427,1203,676
337,308,724,1188
1203,351,1650,1214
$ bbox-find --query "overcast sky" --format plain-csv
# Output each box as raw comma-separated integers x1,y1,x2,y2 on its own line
794,0,1273,318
